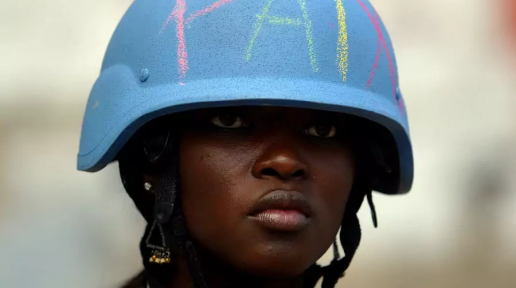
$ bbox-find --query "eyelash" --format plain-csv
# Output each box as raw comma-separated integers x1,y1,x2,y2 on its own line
211,115,249,129
303,124,337,138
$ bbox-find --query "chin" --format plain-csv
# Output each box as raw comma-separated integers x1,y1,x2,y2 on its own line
235,250,314,278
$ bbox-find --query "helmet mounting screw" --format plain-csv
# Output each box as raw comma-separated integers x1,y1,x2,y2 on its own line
140,68,150,82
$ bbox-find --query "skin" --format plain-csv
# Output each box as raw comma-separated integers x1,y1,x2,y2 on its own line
148,106,356,288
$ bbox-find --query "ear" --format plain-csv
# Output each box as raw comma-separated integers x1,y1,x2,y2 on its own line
119,158,156,223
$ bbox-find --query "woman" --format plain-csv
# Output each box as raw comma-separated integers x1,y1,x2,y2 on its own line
77,0,413,287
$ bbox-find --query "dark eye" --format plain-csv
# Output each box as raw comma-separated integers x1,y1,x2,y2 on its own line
304,124,337,138
211,114,248,129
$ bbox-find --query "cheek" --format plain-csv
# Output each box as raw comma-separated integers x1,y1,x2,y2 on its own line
310,149,355,243
178,136,256,246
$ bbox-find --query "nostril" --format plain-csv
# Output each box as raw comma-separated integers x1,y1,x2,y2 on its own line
260,167,305,179
261,168,280,177
292,169,305,178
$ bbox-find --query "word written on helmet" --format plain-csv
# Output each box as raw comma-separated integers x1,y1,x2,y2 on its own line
160,0,350,82
159,0,401,113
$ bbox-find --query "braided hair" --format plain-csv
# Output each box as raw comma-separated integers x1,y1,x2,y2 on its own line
117,114,395,288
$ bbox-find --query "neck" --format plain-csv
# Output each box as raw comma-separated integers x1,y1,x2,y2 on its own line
170,249,305,288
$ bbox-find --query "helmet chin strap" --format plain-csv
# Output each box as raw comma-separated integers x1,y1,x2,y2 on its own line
144,137,209,288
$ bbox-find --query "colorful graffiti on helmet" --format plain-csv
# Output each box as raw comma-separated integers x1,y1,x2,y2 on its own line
159,0,403,112
244,0,319,73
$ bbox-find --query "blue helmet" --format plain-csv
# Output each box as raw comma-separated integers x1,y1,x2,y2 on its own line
78,0,413,194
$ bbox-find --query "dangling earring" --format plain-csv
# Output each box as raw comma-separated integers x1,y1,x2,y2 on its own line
143,182,170,265
141,131,175,266
145,218,171,264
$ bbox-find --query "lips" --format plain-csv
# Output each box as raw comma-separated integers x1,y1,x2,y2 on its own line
248,190,313,231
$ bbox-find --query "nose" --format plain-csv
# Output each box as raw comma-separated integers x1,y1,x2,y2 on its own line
252,140,309,181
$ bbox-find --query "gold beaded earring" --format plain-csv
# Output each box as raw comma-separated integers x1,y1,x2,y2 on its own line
144,182,171,265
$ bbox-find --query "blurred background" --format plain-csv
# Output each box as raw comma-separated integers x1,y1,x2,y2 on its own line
1,0,515,287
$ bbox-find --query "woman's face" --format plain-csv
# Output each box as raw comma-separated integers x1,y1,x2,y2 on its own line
177,106,355,277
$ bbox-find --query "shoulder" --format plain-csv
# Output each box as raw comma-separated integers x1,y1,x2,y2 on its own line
120,271,147,288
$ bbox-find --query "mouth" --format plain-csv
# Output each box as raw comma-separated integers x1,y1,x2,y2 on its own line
248,190,313,232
